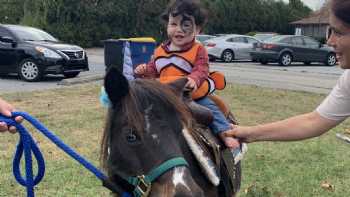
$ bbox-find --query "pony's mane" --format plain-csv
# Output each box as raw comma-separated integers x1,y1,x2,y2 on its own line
101,79,193,169
123,79,192,135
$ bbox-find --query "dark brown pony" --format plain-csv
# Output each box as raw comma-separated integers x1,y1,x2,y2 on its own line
101,68,240,197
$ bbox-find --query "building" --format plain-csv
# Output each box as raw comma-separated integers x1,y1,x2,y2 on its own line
290,5,329,41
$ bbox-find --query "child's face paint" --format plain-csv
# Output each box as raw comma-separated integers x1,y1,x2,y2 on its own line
167,14,200,49
180,15,194,35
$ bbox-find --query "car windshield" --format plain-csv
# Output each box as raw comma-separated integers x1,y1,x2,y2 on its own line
254,34,275,41
264,35,286,43
196,35,215,42
8,26,58,42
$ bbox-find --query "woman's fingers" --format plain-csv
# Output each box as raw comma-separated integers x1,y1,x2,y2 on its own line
15,116,23,124
8,126,17,134
0,122,8,132
0,111,23,134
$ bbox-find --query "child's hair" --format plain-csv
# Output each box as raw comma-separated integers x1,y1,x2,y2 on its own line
161,0,208,28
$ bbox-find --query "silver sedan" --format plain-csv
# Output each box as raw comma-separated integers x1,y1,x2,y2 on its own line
204,34,261,62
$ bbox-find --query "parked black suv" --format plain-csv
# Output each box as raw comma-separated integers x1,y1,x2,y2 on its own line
251,35,336,66
0,24,89,81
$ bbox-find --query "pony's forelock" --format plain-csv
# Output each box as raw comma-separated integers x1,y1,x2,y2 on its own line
133,79,193,129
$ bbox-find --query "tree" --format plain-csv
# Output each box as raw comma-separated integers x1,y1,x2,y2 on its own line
0,0,23,24
0,0,312,47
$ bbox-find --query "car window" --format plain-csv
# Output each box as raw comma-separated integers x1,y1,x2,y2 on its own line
0,27,14,45
265,35,285,43
7,26,58,42
279,37,292,44
227,37,245,43
226,38,234,42
291,37,304,46
196,35,215,43
246,37,258,44
303,37,319,48
254,34,276,41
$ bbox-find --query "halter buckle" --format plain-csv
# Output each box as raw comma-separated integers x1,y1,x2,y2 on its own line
135,175,151,197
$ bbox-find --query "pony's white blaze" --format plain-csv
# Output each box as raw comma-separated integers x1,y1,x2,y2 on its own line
144,105,153,133
151,134,159,143
172,167,191,191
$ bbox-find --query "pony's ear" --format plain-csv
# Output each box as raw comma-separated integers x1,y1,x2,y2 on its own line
168,78,189,97
104,67,129,106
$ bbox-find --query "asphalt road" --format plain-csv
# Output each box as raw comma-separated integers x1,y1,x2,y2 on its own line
211,61,342,94
0,48,343,94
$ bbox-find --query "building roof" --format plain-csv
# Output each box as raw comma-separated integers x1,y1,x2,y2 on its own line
290,5,330,25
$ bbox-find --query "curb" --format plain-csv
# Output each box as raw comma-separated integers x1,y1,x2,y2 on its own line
58,73,104,86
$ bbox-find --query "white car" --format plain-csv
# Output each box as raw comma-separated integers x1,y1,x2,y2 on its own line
204,34,261,62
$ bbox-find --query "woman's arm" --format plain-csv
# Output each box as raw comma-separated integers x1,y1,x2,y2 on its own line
226,111,340,142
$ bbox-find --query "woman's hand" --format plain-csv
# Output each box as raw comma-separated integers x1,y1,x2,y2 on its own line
0,98,23,133
224,125,255,143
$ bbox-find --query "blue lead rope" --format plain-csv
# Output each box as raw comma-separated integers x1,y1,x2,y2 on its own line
0,111,131,197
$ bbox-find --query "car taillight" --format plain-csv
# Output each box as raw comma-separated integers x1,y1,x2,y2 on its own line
206,43,216,47
262,44,277,49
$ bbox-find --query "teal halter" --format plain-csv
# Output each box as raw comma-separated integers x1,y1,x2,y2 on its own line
126,157,188,197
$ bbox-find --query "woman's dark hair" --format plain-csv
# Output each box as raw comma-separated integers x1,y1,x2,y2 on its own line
161,0,208,27
331,0,350,26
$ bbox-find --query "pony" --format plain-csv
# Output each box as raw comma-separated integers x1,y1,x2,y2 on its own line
101,68,241,197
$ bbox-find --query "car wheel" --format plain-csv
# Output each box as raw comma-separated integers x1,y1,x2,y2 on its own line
279,52,292,66
63,72,80,78
18,59,42,82
304,61,311,65
260,60,268,65
221,49,234,63
325,53,337,66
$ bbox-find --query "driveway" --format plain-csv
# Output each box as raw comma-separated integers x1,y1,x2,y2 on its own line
0,48,343,94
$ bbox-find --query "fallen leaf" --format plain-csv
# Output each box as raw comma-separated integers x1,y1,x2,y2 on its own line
344,128,350,135
244,184,255,194
321,181,335,191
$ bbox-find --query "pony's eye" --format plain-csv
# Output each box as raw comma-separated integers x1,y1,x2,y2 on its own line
123,127,140,143
126,133,137,142
125,128,138,143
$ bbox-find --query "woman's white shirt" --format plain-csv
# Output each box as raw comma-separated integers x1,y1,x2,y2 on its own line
316,70,350,122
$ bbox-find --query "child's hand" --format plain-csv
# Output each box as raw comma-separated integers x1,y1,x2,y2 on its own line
186,77,198,91
134,64,147,75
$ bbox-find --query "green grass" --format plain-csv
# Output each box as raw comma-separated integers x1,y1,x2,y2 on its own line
1,83,350,196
